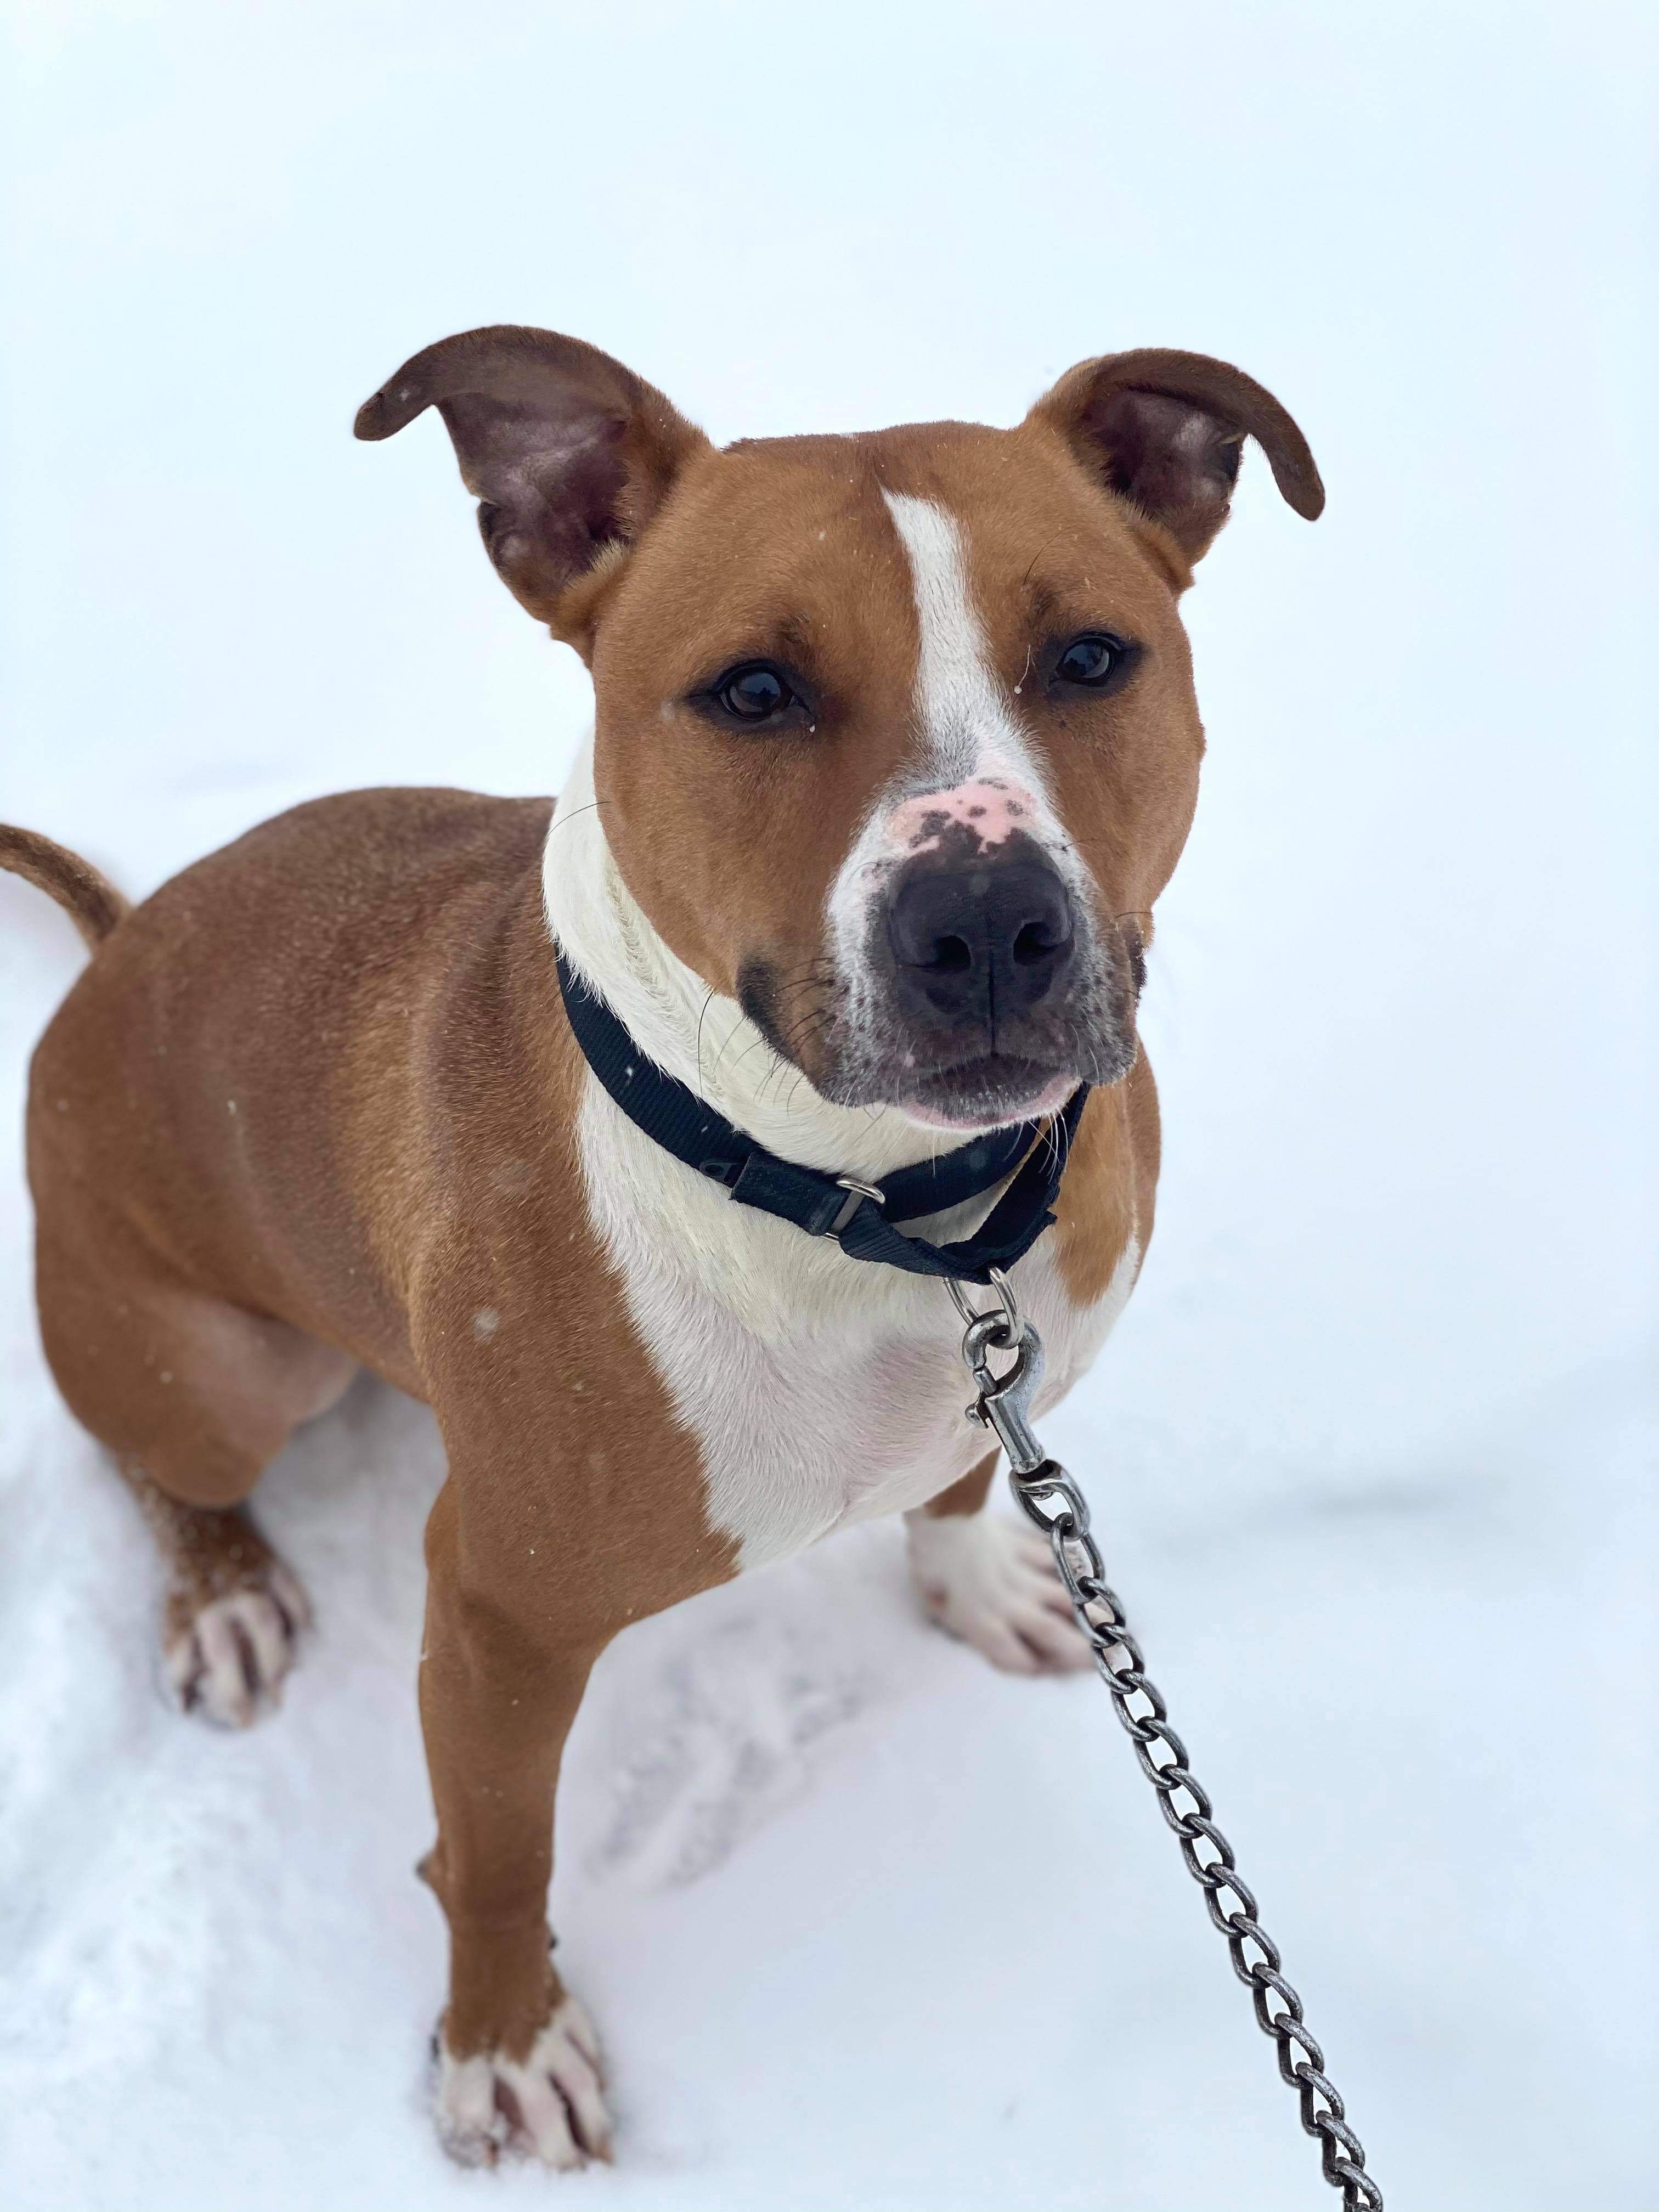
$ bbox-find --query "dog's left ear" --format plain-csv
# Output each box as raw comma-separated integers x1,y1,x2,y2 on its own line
1029,349,1323,572
355,324,709,640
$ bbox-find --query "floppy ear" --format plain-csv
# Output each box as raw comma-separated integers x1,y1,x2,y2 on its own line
1030,348,1323,568
355,325,709,634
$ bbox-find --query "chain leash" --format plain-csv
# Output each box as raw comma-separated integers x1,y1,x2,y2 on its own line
949,1273,1384,2211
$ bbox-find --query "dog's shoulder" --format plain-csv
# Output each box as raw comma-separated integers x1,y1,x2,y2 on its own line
187,785,555,913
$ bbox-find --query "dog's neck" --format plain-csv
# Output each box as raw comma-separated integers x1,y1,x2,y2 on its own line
541,736,956,1182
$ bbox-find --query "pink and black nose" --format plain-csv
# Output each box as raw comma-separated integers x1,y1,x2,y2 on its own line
887,847,1075,1025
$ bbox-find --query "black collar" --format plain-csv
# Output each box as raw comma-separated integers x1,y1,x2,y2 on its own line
555,948,1088,1289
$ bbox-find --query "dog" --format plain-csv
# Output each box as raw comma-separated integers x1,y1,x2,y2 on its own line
2,325,1321,2168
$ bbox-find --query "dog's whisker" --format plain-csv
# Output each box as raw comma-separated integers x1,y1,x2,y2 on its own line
546,797,611,837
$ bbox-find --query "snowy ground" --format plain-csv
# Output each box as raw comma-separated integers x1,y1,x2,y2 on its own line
2,4,1655,2207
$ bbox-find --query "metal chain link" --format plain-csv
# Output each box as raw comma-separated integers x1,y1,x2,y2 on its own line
952,1286,1383,2211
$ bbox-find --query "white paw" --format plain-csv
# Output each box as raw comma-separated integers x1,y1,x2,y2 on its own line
435,1997,612,2170
163,1565,310,1728
906,1510,1091,1674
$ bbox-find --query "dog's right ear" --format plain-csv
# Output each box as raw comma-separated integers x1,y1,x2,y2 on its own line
355,325,708,640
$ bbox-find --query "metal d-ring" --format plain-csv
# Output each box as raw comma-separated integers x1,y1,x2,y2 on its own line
826,1176,885,1237
836,1176,885,1204
945,1262,1022,1340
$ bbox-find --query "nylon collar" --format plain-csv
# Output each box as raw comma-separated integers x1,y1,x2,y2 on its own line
555,948,1087,1288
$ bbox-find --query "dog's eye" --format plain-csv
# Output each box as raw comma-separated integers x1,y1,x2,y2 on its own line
713,662,792,721
1054,633,1122,687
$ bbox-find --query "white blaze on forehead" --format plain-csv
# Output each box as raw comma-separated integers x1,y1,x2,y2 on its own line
882,490,1028,786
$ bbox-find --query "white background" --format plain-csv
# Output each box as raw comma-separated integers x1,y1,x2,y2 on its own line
1,3,1654,2205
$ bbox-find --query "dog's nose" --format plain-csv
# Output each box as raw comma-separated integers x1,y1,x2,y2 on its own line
887,853,1074,1024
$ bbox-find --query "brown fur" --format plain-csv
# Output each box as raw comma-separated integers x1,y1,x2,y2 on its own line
24,789,735,2060
0,825,128,949
1052,1063,1161,1307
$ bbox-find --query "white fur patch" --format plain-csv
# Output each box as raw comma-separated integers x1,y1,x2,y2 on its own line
905,1509,1092,1673
164,1566,309,1728
435,1997,610,2169
882,490,1032,788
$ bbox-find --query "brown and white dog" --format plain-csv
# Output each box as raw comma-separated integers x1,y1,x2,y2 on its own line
2,327,1321,2168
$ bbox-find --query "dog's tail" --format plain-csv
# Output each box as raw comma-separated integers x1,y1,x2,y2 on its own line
0,825,129,951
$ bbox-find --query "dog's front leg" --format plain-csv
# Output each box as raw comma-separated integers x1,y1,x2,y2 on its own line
906,1453,1092,1673
417,1475,612,2170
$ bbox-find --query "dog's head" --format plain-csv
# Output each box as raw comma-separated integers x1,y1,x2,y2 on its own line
358,329,1321,1133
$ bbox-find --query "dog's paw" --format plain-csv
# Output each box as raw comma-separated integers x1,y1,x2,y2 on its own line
163,1562,311,1728
435,1997,612,2171
906,1510,1091,1674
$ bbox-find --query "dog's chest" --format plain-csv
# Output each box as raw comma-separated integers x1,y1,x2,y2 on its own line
575,1081,1134,1571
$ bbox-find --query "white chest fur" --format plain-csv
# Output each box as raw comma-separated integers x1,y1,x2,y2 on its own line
576,1073,1138,1570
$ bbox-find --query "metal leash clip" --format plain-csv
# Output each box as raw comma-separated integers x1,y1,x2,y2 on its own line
949,1270,1047,1477
943,1272,1384,2212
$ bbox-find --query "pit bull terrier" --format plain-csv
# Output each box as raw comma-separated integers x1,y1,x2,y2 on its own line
2,325,1321,2166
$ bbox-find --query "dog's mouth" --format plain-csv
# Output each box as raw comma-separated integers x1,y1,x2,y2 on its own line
896,1053,1078,1133
738,952,1131,1133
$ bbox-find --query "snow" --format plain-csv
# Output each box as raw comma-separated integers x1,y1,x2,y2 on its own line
1,3,1654,2205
